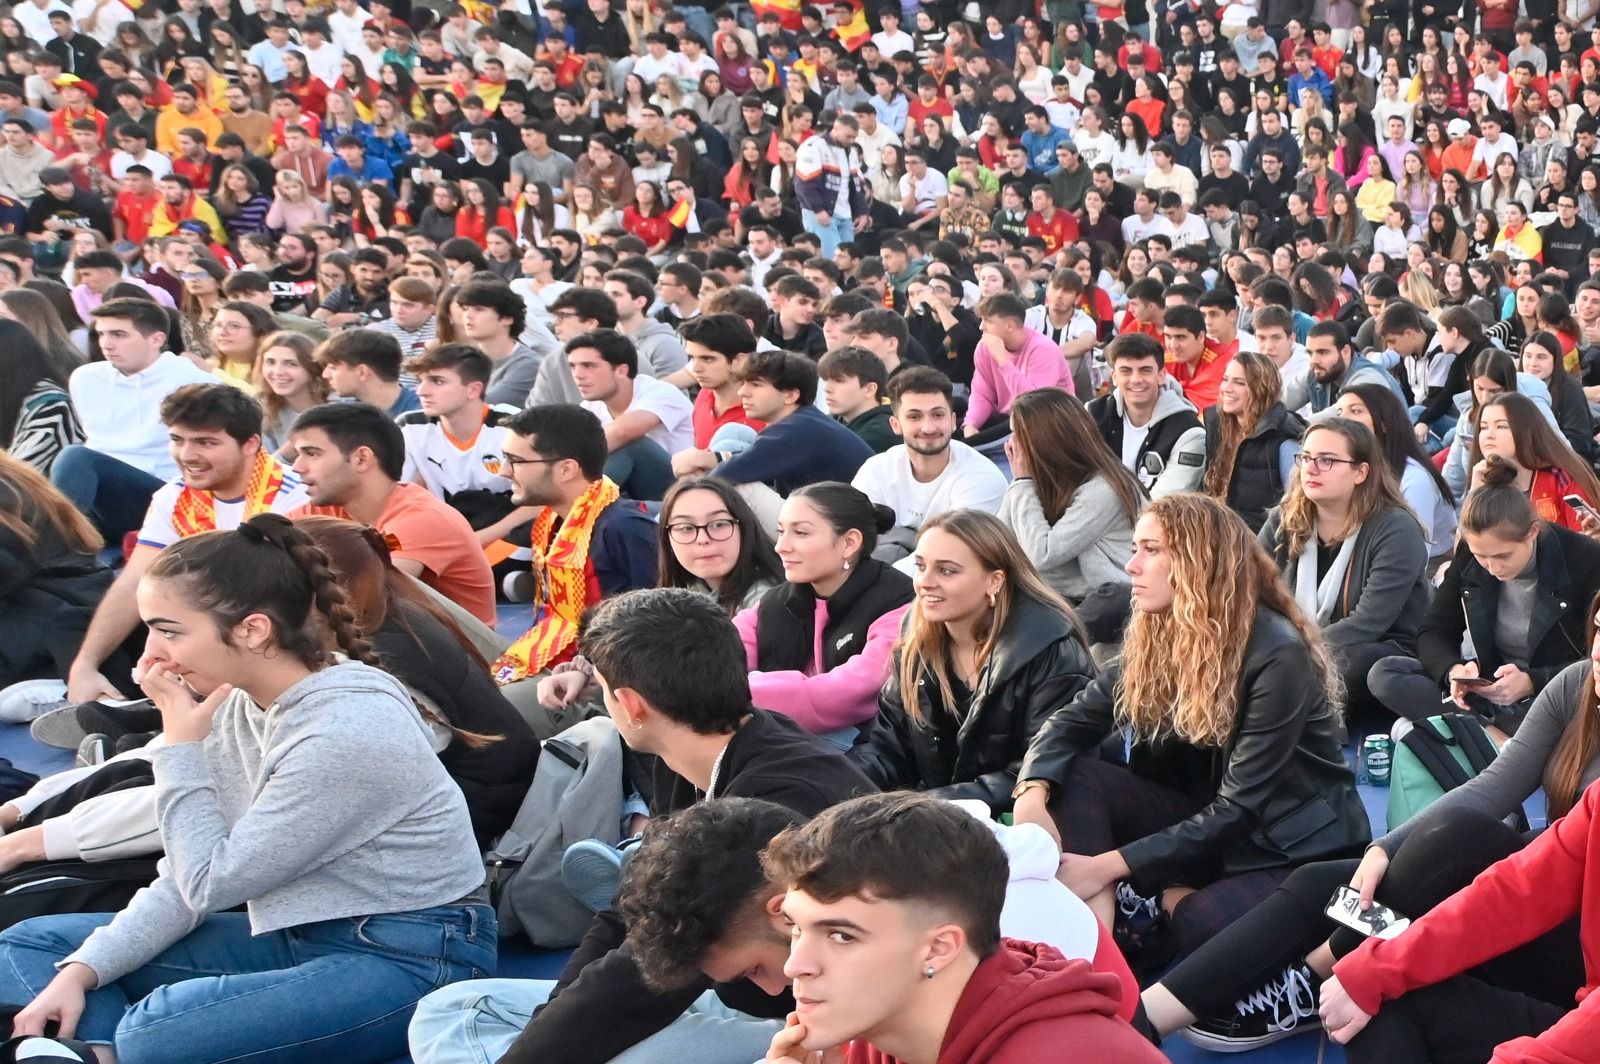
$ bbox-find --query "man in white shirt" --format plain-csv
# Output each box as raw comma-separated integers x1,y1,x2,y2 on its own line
64,382,308,704
13,0,72,48
870,9,913,58
72,0,132,47
899,148,948,230
1059,53,1093,104
1024,269,1099,397
473,26,536,82
1121,188,1175,243
325,0,370,60
851,102,899,176
1143,141,1199,207
53,297,216,546
1470,110,1519,178
299,20,345,87
629,31,685,86
1473,65,1510,111
1158,191,1211,249
852,366,1007,546
1070,106,1116,170
569,331,693,501
746,225,784,291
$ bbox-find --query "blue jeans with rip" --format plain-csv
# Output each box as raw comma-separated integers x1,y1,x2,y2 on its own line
0,904,497,1064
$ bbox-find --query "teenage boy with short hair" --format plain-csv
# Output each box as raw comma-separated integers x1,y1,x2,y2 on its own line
963,293,1073,442
568,330,694,501
1163,303,1231,411
712,350,873,496
675,313,765,468
817,346,894,452
455,279,541,406
1085,333,1206,497
603,268,689,379
316,329,422,418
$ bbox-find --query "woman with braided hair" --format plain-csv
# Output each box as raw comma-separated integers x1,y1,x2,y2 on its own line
0,512,494,1064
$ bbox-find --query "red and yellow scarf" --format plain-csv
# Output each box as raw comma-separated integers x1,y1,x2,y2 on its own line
493,476,620,685
171,450,286,538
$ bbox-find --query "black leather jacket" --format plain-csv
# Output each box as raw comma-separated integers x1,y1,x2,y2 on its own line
1019,609,1369,886
851,595,1095,816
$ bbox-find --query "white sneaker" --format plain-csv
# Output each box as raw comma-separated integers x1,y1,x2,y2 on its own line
0,679,68,723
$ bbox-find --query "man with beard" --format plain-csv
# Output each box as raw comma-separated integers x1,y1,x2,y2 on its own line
269,232,319,315
850,367,1007,542
288,402,495,623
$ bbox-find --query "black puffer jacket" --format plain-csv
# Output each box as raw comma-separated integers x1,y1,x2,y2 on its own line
851,595,1095,815
1019,608,1369,887
1204,402,1306,533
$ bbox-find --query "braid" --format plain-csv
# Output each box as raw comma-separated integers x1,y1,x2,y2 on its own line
287,536,381,667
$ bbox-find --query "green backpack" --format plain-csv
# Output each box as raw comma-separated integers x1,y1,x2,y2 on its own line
1385,713,1506,832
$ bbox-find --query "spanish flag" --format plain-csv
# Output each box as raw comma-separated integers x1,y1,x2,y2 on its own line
668,197,693,228
752,0,802,30
835,1,870,51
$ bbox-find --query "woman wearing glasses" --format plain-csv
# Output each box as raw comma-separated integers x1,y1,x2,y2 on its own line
1257,419,1431,714
852,509,1095,816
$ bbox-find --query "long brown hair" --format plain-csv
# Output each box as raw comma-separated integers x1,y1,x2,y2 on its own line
0,451,101,556
1548,594,1600,818
255,331,330,427
1471,392,1600,503
896,509,1087,726
1009,389,1145,525
1277,418,1413,557
1119,494,1340,745
1203,351,1282,498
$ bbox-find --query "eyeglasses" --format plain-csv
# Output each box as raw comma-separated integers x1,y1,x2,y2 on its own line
1295,453,1361,473
483,453,559,475
665,518,737,544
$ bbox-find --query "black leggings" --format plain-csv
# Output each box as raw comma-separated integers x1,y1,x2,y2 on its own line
1048,756,1290,958
1348,974,1567,1064
1160,807,1585,1018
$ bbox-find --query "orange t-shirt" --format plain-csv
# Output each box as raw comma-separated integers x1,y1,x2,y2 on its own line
294,482,497,624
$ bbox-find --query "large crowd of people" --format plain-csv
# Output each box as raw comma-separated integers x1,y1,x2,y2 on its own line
0,0,1596,1060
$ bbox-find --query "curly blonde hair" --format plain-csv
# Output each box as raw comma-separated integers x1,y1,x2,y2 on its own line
1118,495,1341,746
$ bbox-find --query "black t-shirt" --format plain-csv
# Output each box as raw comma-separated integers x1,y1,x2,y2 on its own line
458,153,511,192
547,115,592,160
738,203,804,241
401,150,462,216
319,282,390,321
24,190,110,239
269,261,318,314
1199,169,1251,206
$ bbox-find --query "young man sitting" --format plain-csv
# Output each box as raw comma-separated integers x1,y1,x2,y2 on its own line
399,343,535,553
568,330,694,502
289,402,496,624
761,793,1165,1063
852,368,1008,547
818,346,896,454
454,279,544,407
315,328,422,418
675,314,765,468
963,293,1073,445
1084,333,1206,498
62,384,308,706
409,587,877,1064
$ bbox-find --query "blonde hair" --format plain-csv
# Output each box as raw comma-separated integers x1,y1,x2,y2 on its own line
1118,495,1340,746
896,510,1085,727
1278,418,1414,557
1400,270,1441,316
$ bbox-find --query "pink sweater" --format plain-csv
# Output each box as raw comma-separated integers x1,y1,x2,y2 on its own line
733,599,910,733
964,327,1074,431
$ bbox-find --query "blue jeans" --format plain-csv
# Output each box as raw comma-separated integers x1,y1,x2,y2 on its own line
603,436,674,502
408,979,781,1064
801,208,854,258
0,904,497,1064
50,445,164,544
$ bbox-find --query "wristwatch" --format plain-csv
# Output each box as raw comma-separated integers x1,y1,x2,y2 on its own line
1011,778,1051,801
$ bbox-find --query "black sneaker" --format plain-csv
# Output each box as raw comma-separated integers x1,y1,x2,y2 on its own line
1112,882,1175,977
1180,962,1323,1053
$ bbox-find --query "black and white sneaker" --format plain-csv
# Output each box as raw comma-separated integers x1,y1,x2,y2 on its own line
1180,962,1323,1053
1112,882,1174,975
0,1034,99,1062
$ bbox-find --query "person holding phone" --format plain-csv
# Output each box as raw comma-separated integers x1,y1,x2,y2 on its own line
1366,455,1600,733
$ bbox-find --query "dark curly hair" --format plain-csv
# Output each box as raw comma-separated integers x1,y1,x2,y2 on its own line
618,798,802,990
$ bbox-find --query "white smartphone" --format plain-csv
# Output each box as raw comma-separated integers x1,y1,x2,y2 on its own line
1324,884,1410,940
1564,494,1600,524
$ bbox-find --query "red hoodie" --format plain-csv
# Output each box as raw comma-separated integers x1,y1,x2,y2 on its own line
845,940,1165,1064
1335,779,1600,1064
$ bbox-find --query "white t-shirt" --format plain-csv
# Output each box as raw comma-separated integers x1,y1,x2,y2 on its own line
1169,211,1211,249
582,373,694,454
1120,418,1151,471
872,28,914,56
631,51,685,86
399,406,518,500
851,440,1009,529
900,168,949,213
1074,130,1117,171
136,462,309,550
1121,212,1174,243
110,149,171,180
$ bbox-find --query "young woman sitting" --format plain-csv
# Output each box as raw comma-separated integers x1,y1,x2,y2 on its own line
1333,383,1458,562
732,483,912,747
1203,351,1306,533
1369,454,1600,732
1143,597,1600,1054
536,475,784,711
1520,329,1595,461
1010,493,1369,962
0,513,493,1063
1258,419,1431,714
1440,348,1562,501
0,453,113,694
852,510,1095,816
1469,392,1600,533
999,389,1144,604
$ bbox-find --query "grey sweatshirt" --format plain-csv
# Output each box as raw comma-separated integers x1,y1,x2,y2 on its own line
66,662,484,985
999,474,1136,601
1377,658,1600,855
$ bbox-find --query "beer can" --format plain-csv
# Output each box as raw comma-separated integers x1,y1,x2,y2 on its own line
1362,735,1393,787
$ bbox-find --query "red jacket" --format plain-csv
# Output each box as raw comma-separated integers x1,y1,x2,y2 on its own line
844,941,1165,1064
1335,779,1600,1064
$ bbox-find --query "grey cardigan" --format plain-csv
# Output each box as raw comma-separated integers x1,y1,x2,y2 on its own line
1377,658,1600,854
1258,502,1431,652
